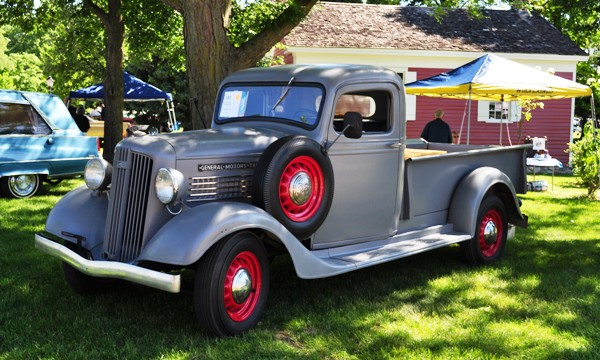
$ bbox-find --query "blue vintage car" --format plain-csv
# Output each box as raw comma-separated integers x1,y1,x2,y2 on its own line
0,90,98,198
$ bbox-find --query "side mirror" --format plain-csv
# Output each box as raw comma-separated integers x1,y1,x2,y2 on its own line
343,112,363,139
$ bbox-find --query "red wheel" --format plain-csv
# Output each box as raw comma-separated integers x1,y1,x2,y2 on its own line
254,136,334,239
278,155,325,222
194,232,269,336
478,209,504,257
461,195,508,265
223,251,263,322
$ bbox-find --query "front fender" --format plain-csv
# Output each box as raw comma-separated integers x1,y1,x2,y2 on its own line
138,202,298,266
44,185,108,258
138,202,351,279
448,167,527,237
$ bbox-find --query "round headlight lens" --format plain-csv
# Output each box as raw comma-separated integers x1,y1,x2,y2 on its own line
155,168,185,204
84,158,112,190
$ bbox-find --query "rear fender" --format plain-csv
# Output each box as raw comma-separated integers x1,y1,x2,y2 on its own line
448,167,527,237
44,185,108,259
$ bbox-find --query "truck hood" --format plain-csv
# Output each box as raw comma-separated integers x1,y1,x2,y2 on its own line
122,126,287,160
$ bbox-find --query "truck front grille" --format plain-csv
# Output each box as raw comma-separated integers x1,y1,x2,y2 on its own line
104,148,153,262
188,175,253,202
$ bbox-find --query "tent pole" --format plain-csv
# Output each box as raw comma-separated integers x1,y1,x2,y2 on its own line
499,95,505,145
499,114,503,145
467,85,472,144
590,94,598,189
166,100,178,131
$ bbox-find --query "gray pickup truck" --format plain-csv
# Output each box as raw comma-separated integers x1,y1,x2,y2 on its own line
35,64,528,336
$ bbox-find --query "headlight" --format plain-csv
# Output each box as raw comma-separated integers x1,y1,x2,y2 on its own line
84,158,112,191
155,168,185,204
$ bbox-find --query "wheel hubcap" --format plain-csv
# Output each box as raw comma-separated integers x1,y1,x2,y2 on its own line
223,251,262,322
483,221,498,246
289,172,312,205
231,269,252,304
10,175,36,197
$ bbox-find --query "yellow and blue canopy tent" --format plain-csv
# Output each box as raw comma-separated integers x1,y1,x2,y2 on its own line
405,53,593,144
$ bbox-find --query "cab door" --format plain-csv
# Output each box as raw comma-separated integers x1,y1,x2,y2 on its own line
312,83,405,248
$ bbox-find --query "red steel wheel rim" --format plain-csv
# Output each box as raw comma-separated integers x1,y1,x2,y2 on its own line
223,251,262,322
278,155,325,222
478,209,503,257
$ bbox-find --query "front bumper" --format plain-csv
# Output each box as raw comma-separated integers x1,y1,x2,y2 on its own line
35,233,181,293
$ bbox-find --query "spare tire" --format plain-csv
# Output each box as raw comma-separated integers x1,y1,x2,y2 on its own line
253,136,334,239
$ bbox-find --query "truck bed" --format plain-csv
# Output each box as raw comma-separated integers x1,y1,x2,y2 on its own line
401,141,528,225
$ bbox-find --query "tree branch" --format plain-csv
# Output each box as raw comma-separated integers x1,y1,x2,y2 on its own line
161,0,183,14
236,0,317,66
83,0,109,26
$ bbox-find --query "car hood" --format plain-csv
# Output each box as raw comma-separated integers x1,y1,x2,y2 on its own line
121,126,288,160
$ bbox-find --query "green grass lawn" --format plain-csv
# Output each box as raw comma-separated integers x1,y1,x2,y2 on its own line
1,175,599,359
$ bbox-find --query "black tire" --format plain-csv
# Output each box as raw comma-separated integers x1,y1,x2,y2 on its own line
460,195,508,265
194,232,270,337
253,136,334,239
0,174,40,198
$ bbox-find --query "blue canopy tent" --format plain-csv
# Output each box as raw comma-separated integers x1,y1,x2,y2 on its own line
405,53,592,144
69,72,179,131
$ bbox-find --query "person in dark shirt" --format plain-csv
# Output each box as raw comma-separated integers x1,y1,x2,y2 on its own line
420,109,452,143
73,106,91,133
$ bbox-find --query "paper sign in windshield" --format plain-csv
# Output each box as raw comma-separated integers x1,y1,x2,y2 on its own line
219,90,248,118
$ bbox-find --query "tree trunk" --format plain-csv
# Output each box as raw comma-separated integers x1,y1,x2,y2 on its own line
84,0,125,164
101,0,125,164
180,1,235,130
173,0,317,130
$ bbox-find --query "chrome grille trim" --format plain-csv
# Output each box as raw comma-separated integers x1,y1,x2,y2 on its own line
188,175,253,202
104,148,153,262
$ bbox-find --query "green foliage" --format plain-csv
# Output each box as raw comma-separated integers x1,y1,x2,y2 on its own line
0,26,45,91
575,58,600,118
124,0,185,71
518,99,544,122
7,52,45,91
525,0,600,118
2,24,39,55
35,4,106,98
229,0,288,47
568,121,600,198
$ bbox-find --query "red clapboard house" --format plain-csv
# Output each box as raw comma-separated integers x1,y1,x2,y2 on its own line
279,2,589,164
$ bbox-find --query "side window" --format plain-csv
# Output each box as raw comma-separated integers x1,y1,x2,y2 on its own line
0,103,51,135
333,91,391,133
477,100,521,123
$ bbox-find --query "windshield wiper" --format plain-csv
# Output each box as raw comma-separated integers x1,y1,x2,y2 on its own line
272,77,295,111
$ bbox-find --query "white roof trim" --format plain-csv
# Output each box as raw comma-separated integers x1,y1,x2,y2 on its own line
285,47,589,63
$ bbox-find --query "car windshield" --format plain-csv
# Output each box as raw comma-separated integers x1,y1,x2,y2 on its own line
216,83,324,128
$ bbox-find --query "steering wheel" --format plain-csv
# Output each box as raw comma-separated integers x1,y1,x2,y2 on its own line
292,109,318,124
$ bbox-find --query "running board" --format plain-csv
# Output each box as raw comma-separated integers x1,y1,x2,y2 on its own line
315,231,471,271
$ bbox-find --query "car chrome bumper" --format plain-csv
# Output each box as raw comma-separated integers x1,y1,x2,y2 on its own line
35,233,181,293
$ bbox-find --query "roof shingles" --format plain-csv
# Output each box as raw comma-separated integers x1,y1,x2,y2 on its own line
284,2,586,56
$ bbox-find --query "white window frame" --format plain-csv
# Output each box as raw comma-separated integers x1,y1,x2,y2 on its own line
477,100,521,123
403,71,417,121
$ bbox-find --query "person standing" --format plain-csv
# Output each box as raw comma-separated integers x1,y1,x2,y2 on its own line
73,106,91,133
420,109,452,143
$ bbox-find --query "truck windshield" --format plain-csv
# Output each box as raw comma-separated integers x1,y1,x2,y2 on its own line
215,83,324,128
